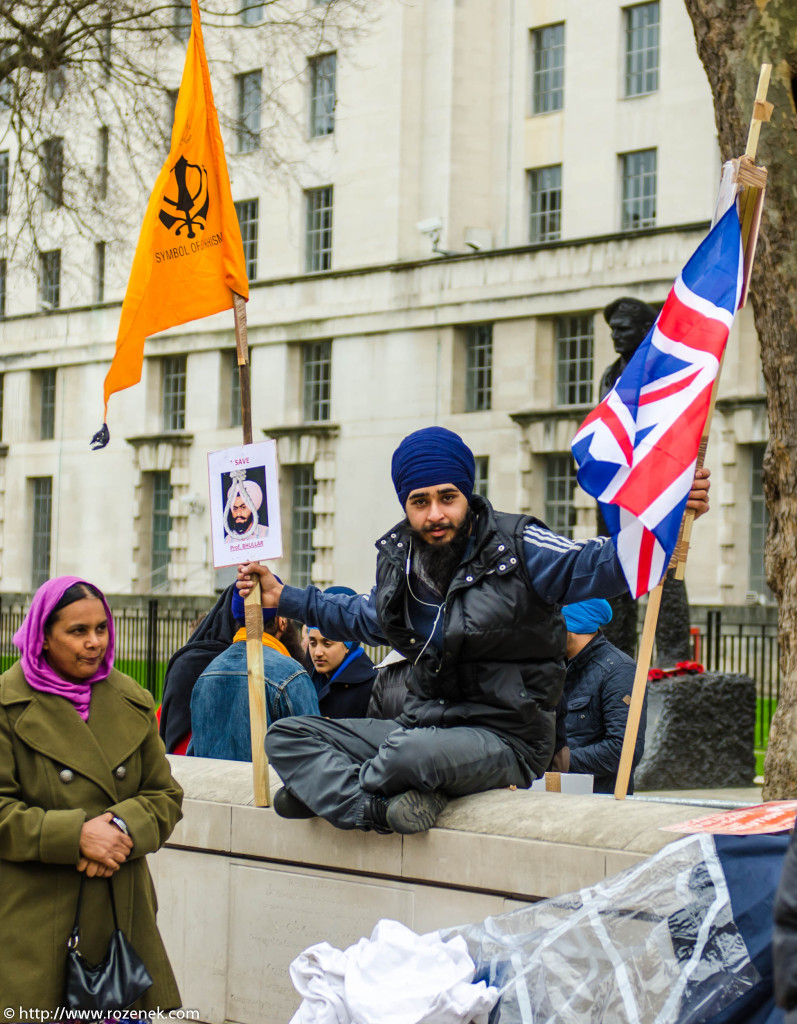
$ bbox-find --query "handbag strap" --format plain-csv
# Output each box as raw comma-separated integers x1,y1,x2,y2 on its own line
69,874,120,949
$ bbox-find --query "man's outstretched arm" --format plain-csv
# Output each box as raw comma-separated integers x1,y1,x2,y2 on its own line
524,468,711,605
237,563,387,647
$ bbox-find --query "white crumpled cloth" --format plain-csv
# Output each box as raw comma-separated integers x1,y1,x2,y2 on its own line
288,918,500,1024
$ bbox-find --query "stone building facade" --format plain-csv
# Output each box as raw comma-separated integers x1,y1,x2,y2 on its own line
0,0,770,604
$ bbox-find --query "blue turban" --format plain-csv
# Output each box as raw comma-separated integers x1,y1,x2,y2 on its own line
231,575,282,625
562,599,613,634
391,426,476,506
306,586,359,648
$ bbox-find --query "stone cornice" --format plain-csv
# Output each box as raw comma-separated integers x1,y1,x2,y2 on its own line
125,431,194,448
263,424,340,439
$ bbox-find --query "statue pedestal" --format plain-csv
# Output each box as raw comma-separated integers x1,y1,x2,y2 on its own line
635,672,756,790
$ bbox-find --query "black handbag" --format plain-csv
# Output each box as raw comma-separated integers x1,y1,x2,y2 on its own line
64,874,154,1011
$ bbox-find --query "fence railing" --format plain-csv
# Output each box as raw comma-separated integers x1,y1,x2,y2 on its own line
690,611,781,750
0,596,783,747
0,596,206,704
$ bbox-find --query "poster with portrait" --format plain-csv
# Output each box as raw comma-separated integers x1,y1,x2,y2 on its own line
208,439,282,568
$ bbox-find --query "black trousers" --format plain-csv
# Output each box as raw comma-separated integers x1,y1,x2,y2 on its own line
265,715,531,830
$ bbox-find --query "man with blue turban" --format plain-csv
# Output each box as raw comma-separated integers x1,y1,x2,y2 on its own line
561,599,645,793
238,426,708,834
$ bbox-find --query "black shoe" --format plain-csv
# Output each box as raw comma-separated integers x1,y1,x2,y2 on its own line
273,786,316,819
364,793,392,833
386,790,448,834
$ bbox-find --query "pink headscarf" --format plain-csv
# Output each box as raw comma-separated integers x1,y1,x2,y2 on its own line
13,576,115,722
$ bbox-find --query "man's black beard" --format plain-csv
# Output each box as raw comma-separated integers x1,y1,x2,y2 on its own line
409,509,473,597
229,513,254,535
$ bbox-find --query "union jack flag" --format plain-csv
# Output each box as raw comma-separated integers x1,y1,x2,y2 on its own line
572,205,744,597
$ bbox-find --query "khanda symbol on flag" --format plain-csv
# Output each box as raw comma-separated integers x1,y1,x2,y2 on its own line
159,156,210,238
91,0,249,449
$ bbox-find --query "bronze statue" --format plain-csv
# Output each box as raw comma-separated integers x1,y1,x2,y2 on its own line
599,297,658,399
597,297,692,665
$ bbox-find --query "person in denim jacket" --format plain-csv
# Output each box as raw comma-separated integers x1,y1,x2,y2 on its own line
563,599,645,794
189,588,320,761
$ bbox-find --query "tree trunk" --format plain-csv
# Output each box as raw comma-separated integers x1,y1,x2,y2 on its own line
682,0,797,799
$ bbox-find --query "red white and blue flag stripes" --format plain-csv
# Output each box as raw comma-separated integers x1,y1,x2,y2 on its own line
571,205,744,598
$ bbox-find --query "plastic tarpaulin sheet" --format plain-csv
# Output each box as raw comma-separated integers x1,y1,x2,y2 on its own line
444,834,759,1024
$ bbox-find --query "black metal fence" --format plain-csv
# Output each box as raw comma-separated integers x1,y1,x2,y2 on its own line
0,596,207,704
0,595,783,746
691,611,781,750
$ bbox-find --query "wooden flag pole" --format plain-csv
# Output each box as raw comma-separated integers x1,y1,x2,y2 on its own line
614,65,772,801
233,290,271,808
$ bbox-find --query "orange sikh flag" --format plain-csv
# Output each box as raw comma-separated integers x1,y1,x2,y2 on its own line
92,0,248,448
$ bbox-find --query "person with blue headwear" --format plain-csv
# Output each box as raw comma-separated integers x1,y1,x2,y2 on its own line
562,599,645,794
237,426,709,834
306,586,377,719
188,584,320,761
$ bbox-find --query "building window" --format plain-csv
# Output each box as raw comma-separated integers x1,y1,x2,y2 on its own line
236,70,262,153
241,2,264,23
545,455,577,539
0,258,5,317
41,137,64,210
749,445,771,597
465,324,493,412
31,477,53,588
309,53,336,137
151,471,173,591
95,241,106,303
302,340,332,422
39,250,61,310
47,68,66,102
556,315,594,406
234,198,258,280
528,165,562,243
166,89,179,136
621,149,657,231
0,150,8,217
97,126,109,200
0,373,4,441
40,369,56,440
291,465,317,588
625,2,659,98
162,355,187,431
474,456,489,500
531,23,565,114
172,0,191,41
229,351,242,428
305,186,333,272
99,21,112,78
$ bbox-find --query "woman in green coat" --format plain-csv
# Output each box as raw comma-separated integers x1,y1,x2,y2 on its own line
0,576,183,1013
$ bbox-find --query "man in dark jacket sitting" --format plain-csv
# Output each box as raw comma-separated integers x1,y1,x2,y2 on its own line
562,599,644,794
237,426,709,835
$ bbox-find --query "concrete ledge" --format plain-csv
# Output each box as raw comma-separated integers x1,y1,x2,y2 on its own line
156,755,732,1023
166,755,707,891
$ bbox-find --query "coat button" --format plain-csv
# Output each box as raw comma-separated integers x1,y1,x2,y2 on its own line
510,558,517,565
380,539,387,545
465,575,473,582
59,768,74,784
115,765,127,779
439,699,445,705
499,564,506,571
498,545,505,552
409,638,416,644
